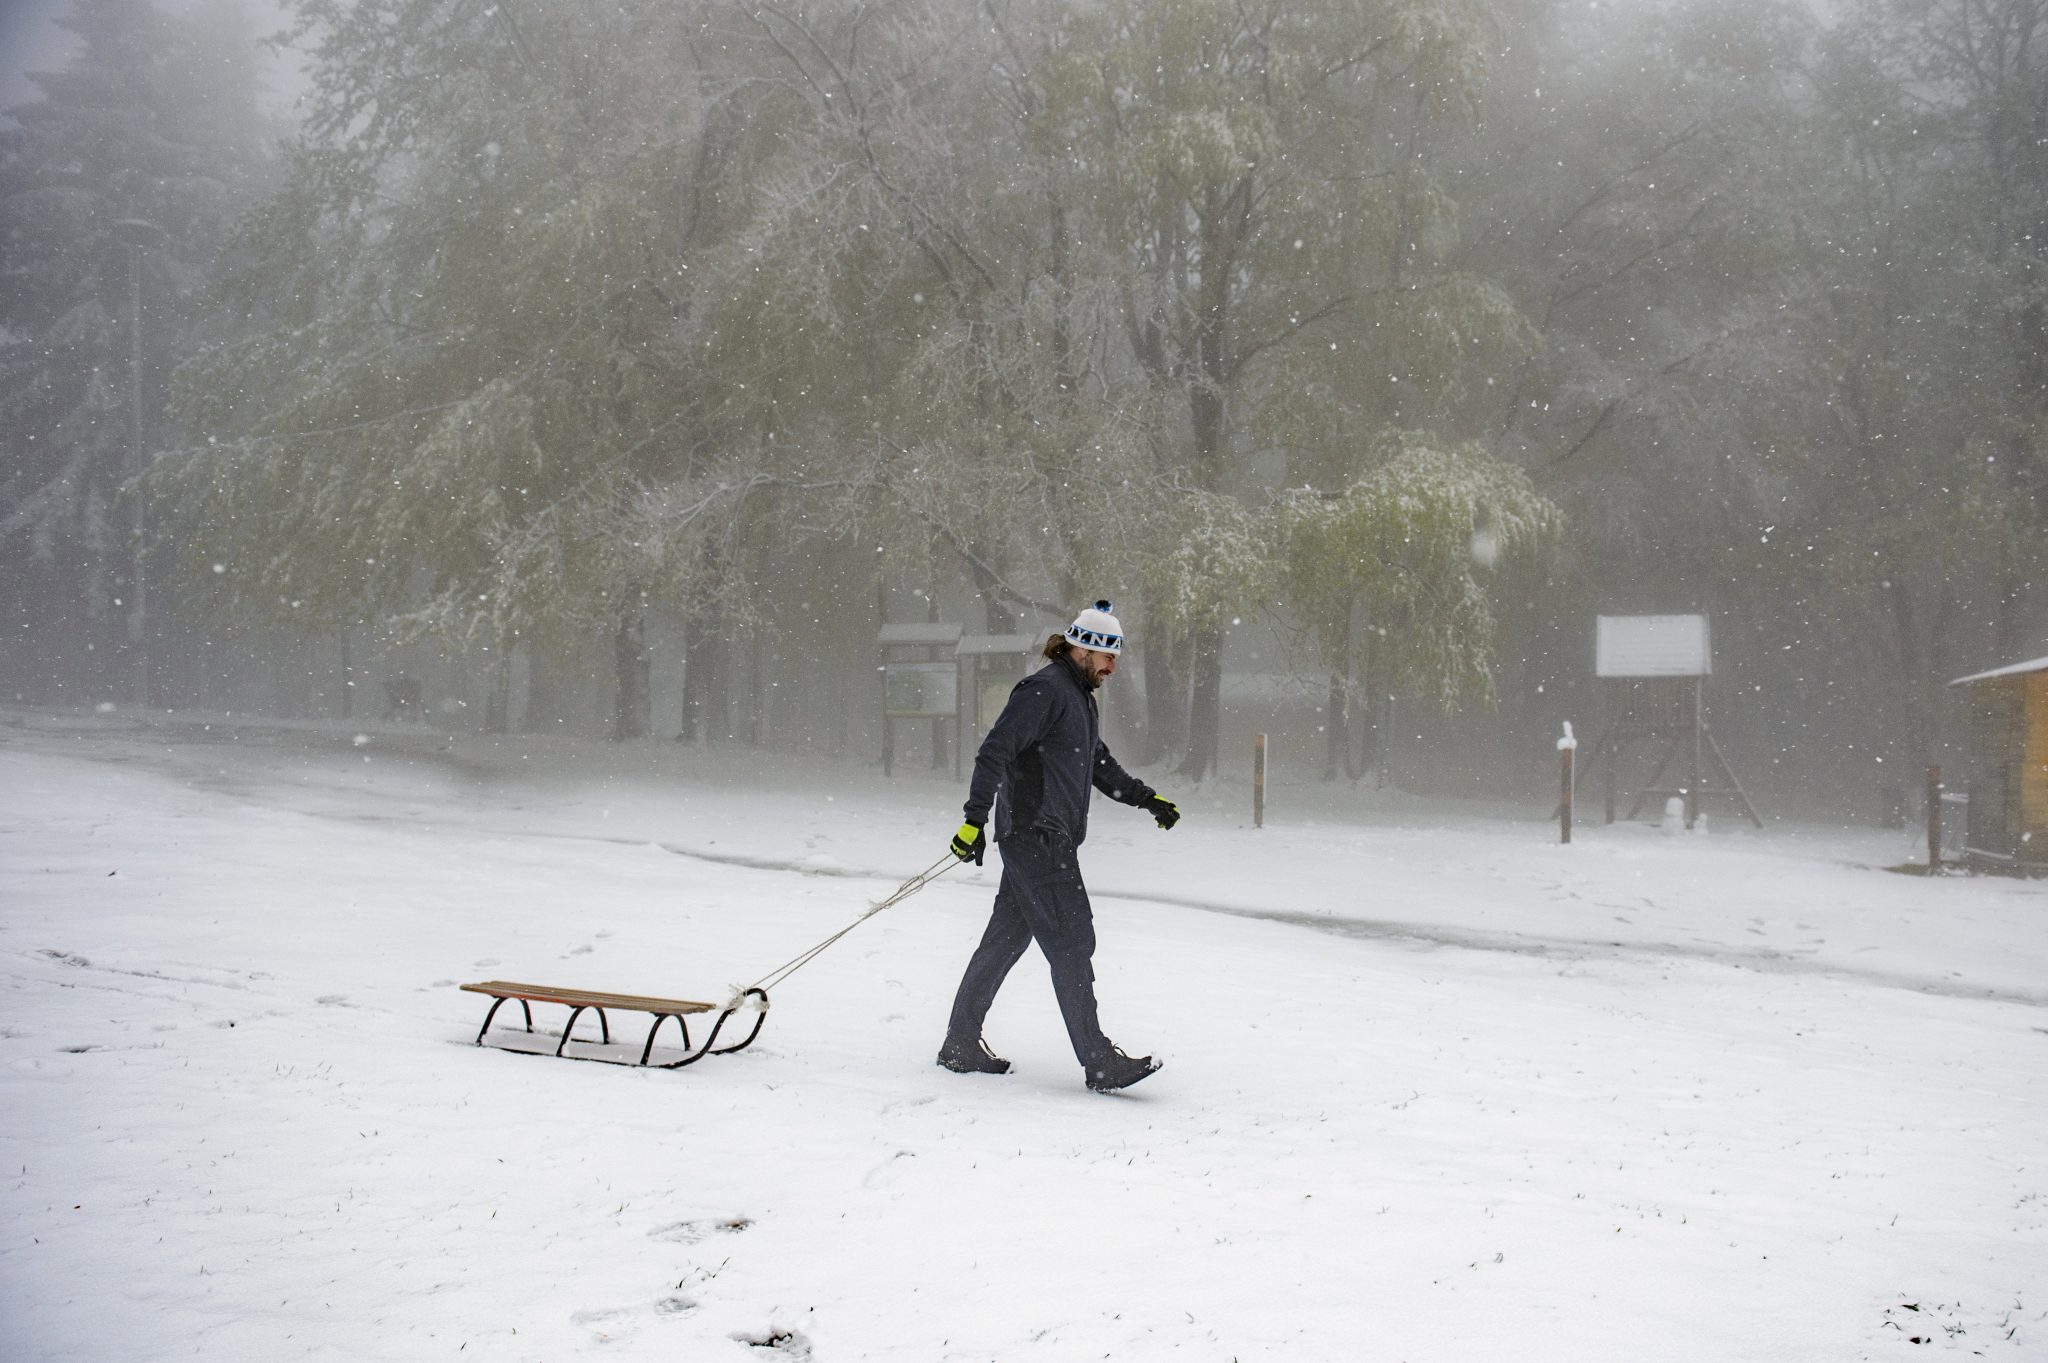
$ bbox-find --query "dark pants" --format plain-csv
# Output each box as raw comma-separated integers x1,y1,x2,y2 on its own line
945,829,1109,1066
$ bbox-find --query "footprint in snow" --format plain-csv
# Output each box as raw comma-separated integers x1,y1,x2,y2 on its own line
570,1305,640,1343
315,994,350,1007
648,1215,752,1244
862,1150,916,1189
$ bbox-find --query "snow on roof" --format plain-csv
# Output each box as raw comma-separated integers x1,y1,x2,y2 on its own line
1949,655,2048,686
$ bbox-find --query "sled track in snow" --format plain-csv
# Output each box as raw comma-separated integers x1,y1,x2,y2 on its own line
1144,895,2048,1010
602,835,2048,1012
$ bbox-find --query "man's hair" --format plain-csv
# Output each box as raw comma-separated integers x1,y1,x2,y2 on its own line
1042,632,1070,661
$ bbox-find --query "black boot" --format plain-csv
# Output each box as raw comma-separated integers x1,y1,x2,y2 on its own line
1085,1047,1160,1092
937,1035,1011,1075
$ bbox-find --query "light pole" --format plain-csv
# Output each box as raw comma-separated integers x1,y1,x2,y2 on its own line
111,217,165,706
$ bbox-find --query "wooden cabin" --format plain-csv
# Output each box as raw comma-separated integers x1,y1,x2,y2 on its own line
1948,655,2048,867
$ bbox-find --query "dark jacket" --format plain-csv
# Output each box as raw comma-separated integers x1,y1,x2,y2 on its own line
963,652,1156,846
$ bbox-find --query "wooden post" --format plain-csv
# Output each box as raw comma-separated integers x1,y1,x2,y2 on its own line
1926,764,1943,871
1253,733,1267,829
1686,677,1703,830
878,580,892,777
1603,734,1617,825
1558,722,1577,844
880,661,892,777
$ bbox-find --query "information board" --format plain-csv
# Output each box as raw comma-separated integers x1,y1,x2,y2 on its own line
883,662,958,718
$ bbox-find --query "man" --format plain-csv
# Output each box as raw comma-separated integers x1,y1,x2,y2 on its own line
939,600,1180,1092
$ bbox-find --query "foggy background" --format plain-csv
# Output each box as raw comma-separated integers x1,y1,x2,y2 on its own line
4,0,2042,819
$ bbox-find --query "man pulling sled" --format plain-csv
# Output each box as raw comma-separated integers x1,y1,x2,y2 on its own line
938,600,1180,1093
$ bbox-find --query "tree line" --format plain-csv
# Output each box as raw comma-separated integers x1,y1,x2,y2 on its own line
4,0,2041,796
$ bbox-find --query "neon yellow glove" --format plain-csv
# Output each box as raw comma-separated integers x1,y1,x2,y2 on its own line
950,821,986,865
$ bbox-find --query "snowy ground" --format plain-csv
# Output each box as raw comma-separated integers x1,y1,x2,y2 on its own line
2,705,2043,1362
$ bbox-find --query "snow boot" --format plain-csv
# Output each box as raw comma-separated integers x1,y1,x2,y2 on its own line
1085,1047,1160,1093
937,1035,1011,1075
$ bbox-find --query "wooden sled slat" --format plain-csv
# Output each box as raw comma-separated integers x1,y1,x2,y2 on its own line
462,980,720,1015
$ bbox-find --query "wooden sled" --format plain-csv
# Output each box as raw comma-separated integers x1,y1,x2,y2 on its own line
461,980,768,1069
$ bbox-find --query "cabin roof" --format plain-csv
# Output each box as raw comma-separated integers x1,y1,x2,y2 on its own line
1949,655,2048,686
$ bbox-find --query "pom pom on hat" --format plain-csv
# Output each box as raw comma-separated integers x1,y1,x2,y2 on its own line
1065,599,1124,654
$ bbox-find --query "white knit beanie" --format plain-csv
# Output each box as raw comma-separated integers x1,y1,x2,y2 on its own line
1064,600,1124,654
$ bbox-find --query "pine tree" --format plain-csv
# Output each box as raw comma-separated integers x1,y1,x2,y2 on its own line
0,0,268,705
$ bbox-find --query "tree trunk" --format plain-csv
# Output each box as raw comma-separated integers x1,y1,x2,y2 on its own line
610,599,651,741
1176,622,1224,780
338,632,353,720
1324,673,1349,782
1883,574,1932,772
1321,602,1357,781
484,649,513,734
970,558,1015,634
83,544,121,702
681,604,727,743
1126,644,1169,766
1137,604,1186,766
747,625,765,747
522,644,572,733
1176,214,1235,781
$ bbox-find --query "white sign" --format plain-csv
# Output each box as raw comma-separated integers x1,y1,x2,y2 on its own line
1595,615,1711,678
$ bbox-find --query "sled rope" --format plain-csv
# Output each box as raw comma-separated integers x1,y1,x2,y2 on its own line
748,853,961,993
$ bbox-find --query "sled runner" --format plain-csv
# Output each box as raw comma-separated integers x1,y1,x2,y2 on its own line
460,980,768,1068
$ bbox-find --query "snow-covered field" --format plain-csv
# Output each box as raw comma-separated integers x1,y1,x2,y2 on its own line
2,706,2043,1362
